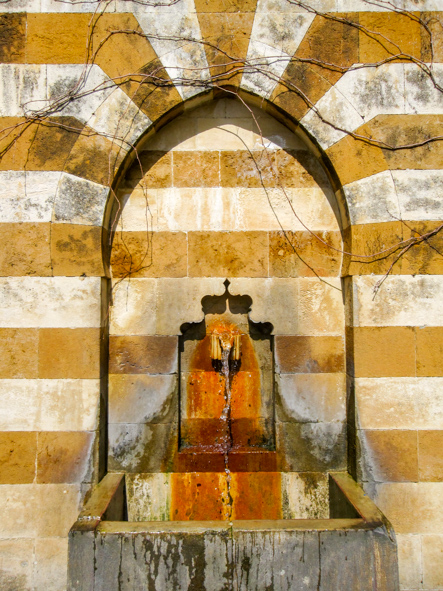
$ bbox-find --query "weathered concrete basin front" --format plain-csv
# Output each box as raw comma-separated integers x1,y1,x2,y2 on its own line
68,472,399,591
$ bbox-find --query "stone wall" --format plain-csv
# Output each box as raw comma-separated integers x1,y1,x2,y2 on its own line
0,1,442,589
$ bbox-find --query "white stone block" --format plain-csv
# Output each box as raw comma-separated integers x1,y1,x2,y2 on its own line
281,472,329,519
255,0,336,12
278,373,346,423
0,171,61,223
251,12,315,56
242,40,290,98
405,63,443,114
0,277,102,328
298,276,344,336
356,377,443,430
352,275,443,327
156,277,225,335
33,538,69,591
126,473,170,522
0,64,47,117
301,86,365,150
392,169,443,221
47,64,114,123
87,87,152,148
335,64,405,122
396,534,423,591
0,379,100,431
53,173,109,226
343,170,400,225
115,188,159,232
0,539,34,589
110,278,157,336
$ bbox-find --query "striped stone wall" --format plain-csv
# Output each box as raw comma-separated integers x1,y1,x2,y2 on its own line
0,0,441,588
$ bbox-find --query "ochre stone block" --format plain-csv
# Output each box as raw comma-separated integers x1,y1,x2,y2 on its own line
418,431,443,482
326,129,388,186
198,13,255,87
421,13,443,62
230,472,281,520
27,14,91,63
416,327,443,377
353,326,416,378
37,431,95,484
64,131,123,186
0,14,26,63
123,59,183,123
111,231,187,278
109,335,178,374
0,328,38,379
0,432,37,484
360,429,418,482
270,230,342,278
130,151,172,188
173,151,219,188
92,14,158,80
51,224,104,277
359,12,422,63
195,0,257,11
275,335,344,373
0,117,83,172
0,222,51,276
38,328,102,379
401,221,443,276
343,221,405,276
188,231,268,277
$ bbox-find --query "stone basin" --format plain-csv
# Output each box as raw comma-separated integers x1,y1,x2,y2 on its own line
68,471,399,591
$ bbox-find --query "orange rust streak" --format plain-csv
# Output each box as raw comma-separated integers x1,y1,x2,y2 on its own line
186,371,225,419
170,472,228,521
231,472,282,520
231,371,261,419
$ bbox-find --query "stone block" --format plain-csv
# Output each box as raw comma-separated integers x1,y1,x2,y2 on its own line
358,429,418,483
155,187,236,232
343,170,400,226
0,14,26,63
108,422,178,473
68,528,94,591
275,335,344,373
156,277,225,335
111,231,187,278
277,373,346,423
51,224,104,277
126,473,170,521
401,220,443,276
352,326,416,378
270,230,342,277
26,14,90,63
0,328,38,378
298,277,344,336
54,174,108,227
0,222,52,276
109,374,177,424
355,377,443,430
0,432,37,484
352,275,443,327
195,117,255,151
422,534,443,589
344,221,405,276
34,537,68,591
94,532,122,591
128,151,172,188
229,277,299,335
173,151,219,188
392,169,443,222
220,150,276,188
373,482,443,534
0,539,33,591
359,12,421,63
396,534,422,591
0,484,38,538
109,335,178,374
0,379,101,431
38,328,102,379
0,171,60,224
110,278,157,336
277,421,347,472
188,231,269,277
115,188,159,232
418,431,443,482
195,0,257,11
281,472,329,519
0,276,102,328
36,431,95,484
